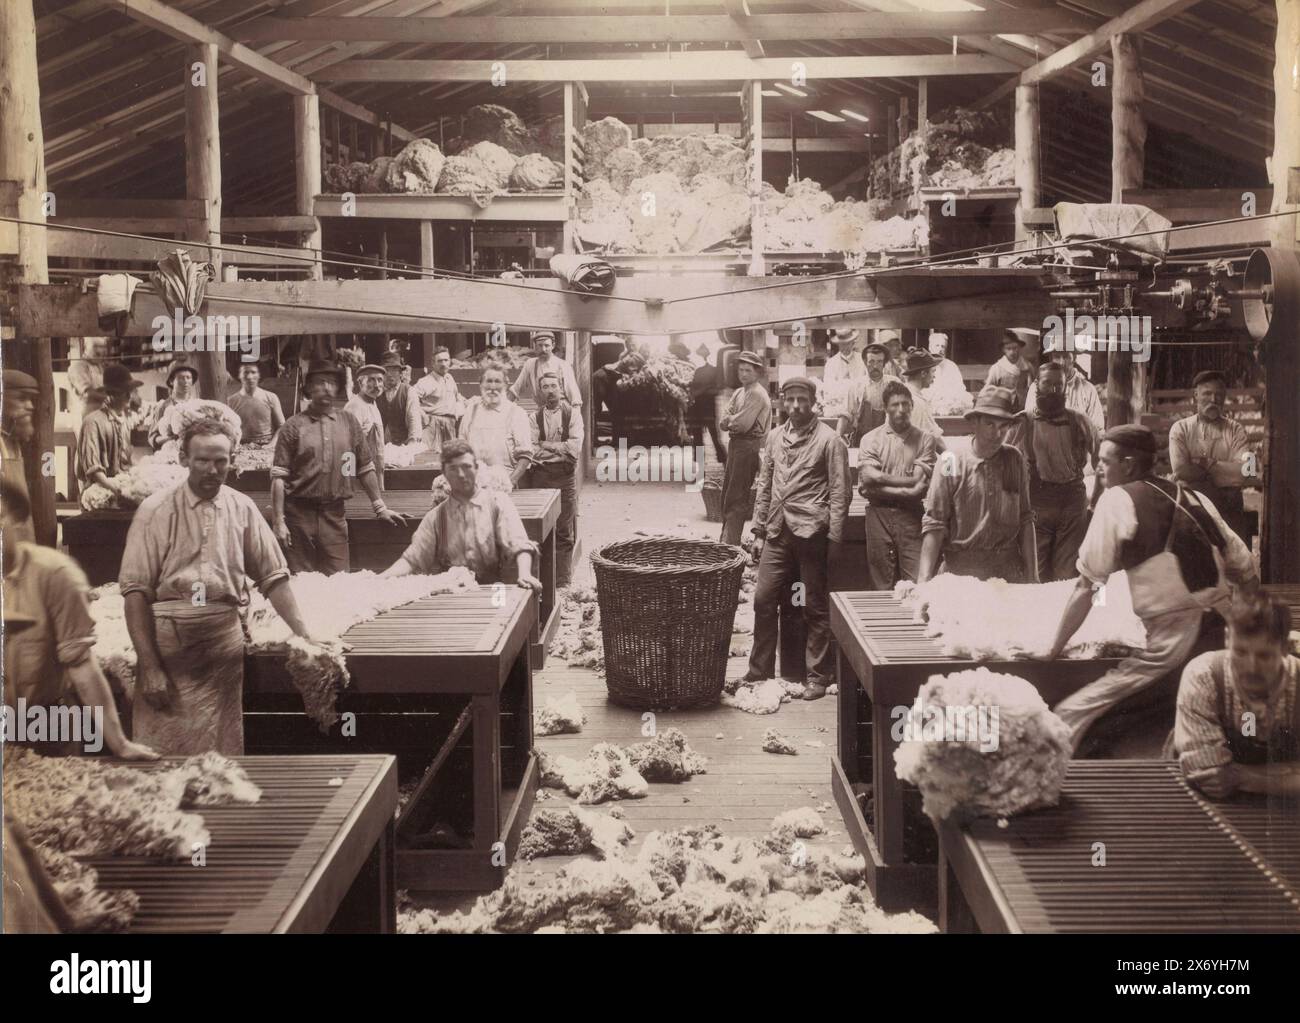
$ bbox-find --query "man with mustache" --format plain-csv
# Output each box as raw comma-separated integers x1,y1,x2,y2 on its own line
1,369,38,544
1169,369,1255,544
1174,591,1299,799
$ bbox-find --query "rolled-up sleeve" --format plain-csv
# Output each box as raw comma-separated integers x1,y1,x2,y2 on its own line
242,503,290,595
921,458,955,536
1175,659,1234,788
1210,420,1252,489
494,494,539,562
563,362,583,408
914,431,938,480
349,413,376,476
1075,485,1135,586
268,391,286,432
509,405,534,463
77,417,108,480
119,498,163,601
729,388,769,436
400,506,443,574
1168,417,1193,479
43,560,98,666
271,417,297,480
859,429,882,475
1195,491,1258,587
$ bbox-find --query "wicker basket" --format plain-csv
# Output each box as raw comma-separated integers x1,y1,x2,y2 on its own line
701,464,726,523
592,536,747,709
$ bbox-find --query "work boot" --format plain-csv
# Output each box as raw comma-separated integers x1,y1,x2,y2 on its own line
802,681,828,701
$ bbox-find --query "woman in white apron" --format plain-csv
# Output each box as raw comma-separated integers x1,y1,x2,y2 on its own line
458,365,533,485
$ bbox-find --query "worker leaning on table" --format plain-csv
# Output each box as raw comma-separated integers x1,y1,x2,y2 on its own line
119,417,322,757
381,438,541,593
1174,591,1300,799
1040,424,1258,751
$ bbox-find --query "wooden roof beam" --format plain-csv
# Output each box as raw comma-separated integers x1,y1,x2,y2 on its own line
724,1,765,59
313,53,1019,83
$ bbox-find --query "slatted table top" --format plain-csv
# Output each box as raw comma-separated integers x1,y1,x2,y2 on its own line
831,590,968,666
85,754,396,934
247,587,535,693
945,760,1300,933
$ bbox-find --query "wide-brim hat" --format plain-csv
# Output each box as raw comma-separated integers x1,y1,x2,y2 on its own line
167,361,198,385
830,328,860,345
736,351,765,370
380,351,405,369
303,360,345,387
900,349,940,377
2,369,38,394
102,363,142,394
780,376,817,397
1004,328,1037,348
964,385,1019,421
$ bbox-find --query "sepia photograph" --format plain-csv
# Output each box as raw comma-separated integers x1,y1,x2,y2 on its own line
1,0,1297,990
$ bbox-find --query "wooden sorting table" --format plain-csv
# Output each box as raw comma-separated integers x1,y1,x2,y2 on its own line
87,754,397,933
228,461,441,493
62,488,560,667
829,589,1123,911
938,760,1300,933
245,587,537,892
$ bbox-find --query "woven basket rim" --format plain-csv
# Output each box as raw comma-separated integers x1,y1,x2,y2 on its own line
592,535,747,574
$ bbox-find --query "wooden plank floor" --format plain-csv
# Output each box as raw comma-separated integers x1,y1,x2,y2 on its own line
408,654,844,917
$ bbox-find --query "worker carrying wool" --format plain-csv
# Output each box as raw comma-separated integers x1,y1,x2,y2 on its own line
1006,362,1101,582
919,385,1037,584
525,372,584,588
76,363,141,508
838,342,898,447
2,368,39,544
1174,591,1300,799
510,330,583,408
859,380,939,589
985,330,1035,412
271,360,406,574
121,417,325,757
345,363,387,491
718,351,772,546
226,362,286,446
1168,369,1257,545
742,377,850,701
147,360,198,450
459,364,535,486
821,328,866,419
2,478,154,760
376,350,423,446
382,439,541,592
1041,423,1258,750
413,346,464,458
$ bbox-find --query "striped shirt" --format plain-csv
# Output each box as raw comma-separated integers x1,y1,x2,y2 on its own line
922,444,1032,552
400,487,536,583
1175,651,1299,787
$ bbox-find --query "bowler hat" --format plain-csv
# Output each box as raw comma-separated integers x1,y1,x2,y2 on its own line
380,351,404,369
964,385,1018,421
780,376,817,397
736,351,765,370
102,363,142,394
900,348,940,377
2,369,39,394
167,361,198,386
304,360,345,388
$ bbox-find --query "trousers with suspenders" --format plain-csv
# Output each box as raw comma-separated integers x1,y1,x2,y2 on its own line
526,404,578,587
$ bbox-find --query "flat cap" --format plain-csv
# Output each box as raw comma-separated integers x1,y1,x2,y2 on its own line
780,376,817,396
355,363,385,378
1192,369,1228,388
3,369,39,393
1102,423,1157,454
736,351,765,369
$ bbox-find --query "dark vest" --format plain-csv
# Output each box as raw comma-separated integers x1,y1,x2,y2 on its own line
1210,652,1300,765
376,384,414,444
1118,476,1225,591
535,403,575,467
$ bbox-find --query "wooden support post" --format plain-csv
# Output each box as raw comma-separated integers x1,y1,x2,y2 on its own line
1266,0,1300,581
184,42,226,399
886,104,897,154
575,330,593,485
917,78,928,138
745,81,765,276
419,219,435,367
294,93,323,280
0,0,56,546
1014,85,1040,243
898,96,910,141
1107,34,1146,428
